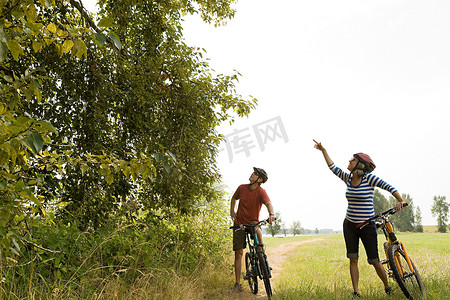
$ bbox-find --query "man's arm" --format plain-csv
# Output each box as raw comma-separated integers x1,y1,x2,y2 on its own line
230,197,237,222
265,201,275,224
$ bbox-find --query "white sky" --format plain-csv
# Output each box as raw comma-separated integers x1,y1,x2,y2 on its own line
84,0,450,230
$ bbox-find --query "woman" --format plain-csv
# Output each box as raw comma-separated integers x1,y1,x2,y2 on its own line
313,139,406,298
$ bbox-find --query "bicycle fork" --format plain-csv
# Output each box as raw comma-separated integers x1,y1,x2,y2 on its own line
393,242,416,278
381,235,415,279
257,244,272,279
243,251,258,280
380,222,395,276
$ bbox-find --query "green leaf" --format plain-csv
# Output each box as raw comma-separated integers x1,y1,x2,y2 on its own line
12,237,20,252
3,74,13,83
167,151,177,163
106,174,114,185
0,28,6,43
93,33,107,47
123,166,132,177
36,120,57,133
0,227,6,238
80,164,89,176
153,153,164,162
63,39,74,54
26,22,44,34
26,4,37,23
0,41,6,63
6,39,24,61
16,116,31,125
108,32,122,51
73,39,87,58
98,17,115,28
47,23,57,33
26,132,44,154
15,181,25,191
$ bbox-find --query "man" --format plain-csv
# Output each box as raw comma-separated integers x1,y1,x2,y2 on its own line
230,167,275,292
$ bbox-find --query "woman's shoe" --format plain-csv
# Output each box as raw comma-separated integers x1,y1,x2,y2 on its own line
352,292,361,298
385,286,392,295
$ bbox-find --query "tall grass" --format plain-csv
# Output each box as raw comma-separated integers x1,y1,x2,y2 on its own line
0,199,236,299
2,222,447,300
271,233,450,299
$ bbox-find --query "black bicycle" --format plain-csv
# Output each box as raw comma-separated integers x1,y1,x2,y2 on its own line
230,219,273,299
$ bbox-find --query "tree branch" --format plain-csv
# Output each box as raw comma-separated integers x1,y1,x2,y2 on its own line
69,0,101,33
23,239,64,254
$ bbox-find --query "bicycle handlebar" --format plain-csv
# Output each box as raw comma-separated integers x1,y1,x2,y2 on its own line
229,218,275,230
356,203,408,229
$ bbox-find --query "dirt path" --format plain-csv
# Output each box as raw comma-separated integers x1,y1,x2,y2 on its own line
227,237,324,299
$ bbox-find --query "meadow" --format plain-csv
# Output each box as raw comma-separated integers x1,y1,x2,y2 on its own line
2,230,447,299
268,232,450,299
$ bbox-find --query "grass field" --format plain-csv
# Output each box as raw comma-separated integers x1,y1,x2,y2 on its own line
267,233,449,299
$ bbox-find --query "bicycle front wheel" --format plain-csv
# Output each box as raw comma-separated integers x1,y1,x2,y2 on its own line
245,252,258,294
257,251,273,299
388,243,426,299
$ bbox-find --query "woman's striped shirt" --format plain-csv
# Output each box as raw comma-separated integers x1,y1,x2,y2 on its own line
328,163,398,223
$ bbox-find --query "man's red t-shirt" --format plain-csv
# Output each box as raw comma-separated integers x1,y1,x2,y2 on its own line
233,184,270,225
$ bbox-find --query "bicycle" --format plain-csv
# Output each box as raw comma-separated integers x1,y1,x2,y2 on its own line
230,219,273,299
357,204,426,299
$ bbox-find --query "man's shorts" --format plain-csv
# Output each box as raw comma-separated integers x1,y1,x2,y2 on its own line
343,218,380,265
233,227,246,251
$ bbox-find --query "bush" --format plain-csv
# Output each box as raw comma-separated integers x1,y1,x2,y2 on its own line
0,198,231,298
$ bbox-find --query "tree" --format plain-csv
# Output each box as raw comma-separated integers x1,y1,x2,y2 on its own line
389,194,415,232
373,189,389,214
291,221,302,236
1,0,255,257
414,206,423,232
431,195,449,233
266,212,282,237
280,222,288,236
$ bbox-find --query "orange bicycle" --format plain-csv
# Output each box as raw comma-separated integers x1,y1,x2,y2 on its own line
357,204,426,299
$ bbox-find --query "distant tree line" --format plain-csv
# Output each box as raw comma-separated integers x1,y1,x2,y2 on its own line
265,193,450,236
264,212,338,237
374,190,449,233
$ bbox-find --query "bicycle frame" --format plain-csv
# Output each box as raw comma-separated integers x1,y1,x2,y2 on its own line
244,223,267,279
376,213,415,275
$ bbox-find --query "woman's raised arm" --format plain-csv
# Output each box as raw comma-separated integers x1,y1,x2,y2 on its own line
313,139,334,166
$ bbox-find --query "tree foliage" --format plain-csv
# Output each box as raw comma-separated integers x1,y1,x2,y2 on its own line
373,190,423,232
388,194,415,232
266,211,282,237
0,0,255,261
373,189,389,214
431,195,449,233
414,206,423,232
291,220,302,236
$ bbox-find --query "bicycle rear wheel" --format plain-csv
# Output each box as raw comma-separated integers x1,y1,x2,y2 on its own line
245,252,258,294
257,251,272,299
388,243,426,299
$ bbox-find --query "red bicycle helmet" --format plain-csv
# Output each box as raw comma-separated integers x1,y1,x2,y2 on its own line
353,153,376,173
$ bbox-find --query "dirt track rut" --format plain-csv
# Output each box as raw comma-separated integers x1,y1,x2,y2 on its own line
228,238,325,299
